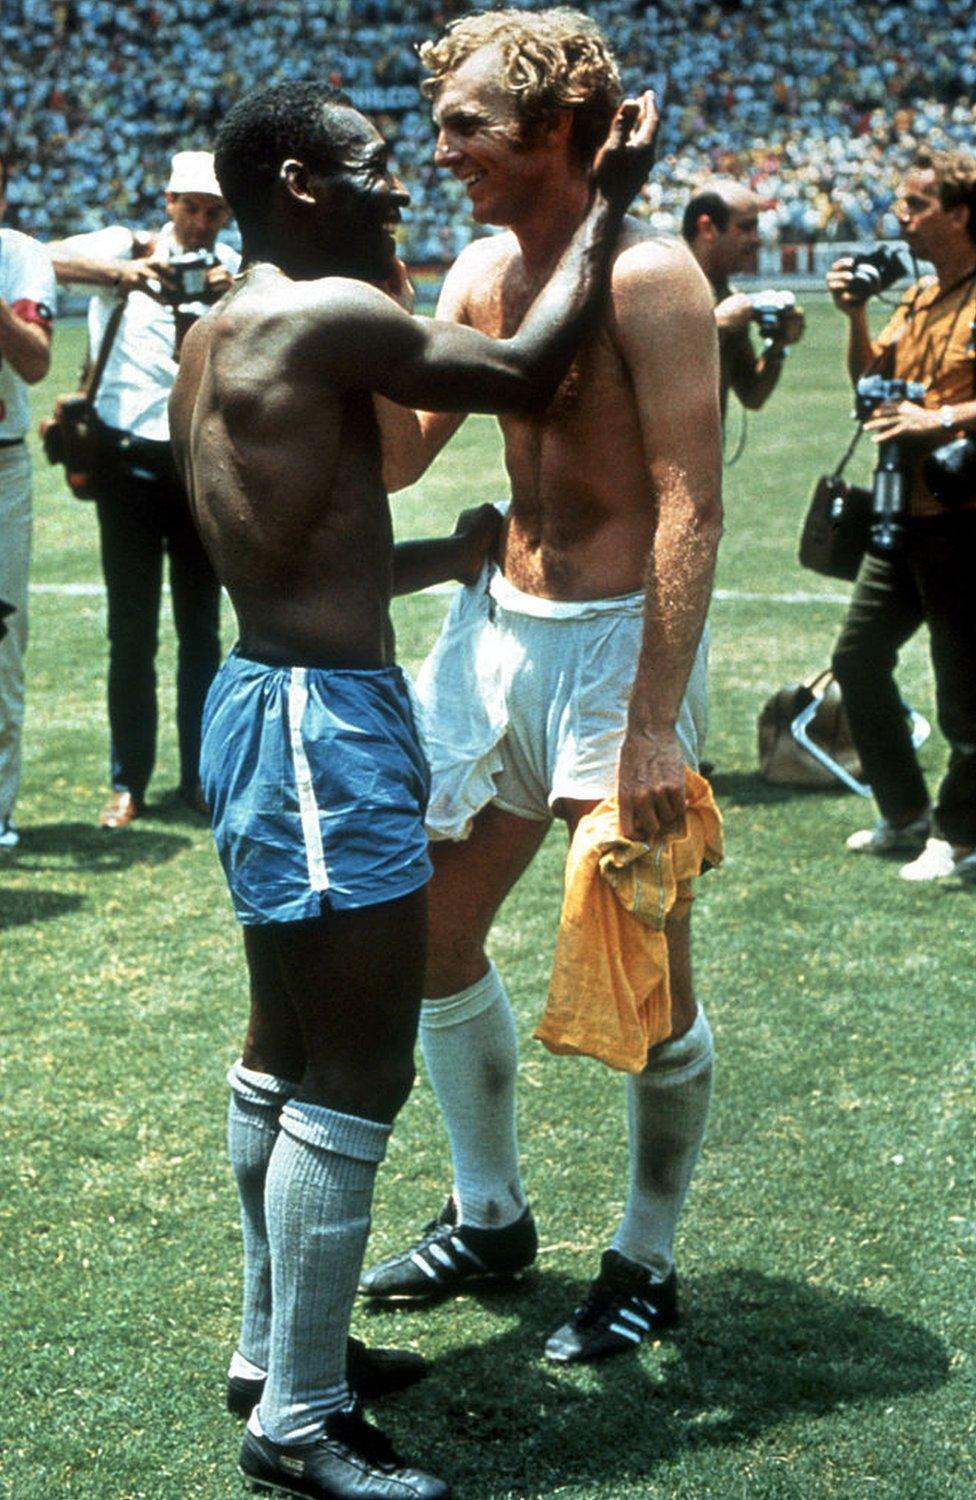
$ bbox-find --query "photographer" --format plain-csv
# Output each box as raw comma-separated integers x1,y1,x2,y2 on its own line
0,153,56,850
827,148,976,883
683,179,805,422
50,153,239,827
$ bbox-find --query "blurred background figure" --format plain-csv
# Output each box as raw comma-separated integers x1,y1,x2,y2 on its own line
0,151,56,850
50,152,239,828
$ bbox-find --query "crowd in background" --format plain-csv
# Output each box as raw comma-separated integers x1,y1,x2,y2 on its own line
3,0,976,261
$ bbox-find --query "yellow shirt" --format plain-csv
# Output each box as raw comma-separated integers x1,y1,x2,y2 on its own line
873,273,976,517
536,770,724,1073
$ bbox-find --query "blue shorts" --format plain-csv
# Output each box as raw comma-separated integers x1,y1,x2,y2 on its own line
200,651,432,925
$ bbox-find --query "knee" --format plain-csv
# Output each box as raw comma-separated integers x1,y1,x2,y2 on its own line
302,1055,417,1127
424,928,490,998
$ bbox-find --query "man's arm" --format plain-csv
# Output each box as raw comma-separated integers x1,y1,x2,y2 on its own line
0,236,55,384
309,95,660,416
0,297,51,384
378,250,478,491
392,504,502,595
716,293,804,410
826,258,876,384
49,228,176,296
612,242,724,840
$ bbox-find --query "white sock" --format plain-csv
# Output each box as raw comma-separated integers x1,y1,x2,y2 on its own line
259,1100,390,1445
229,1350,266,1383
227,1059,297,1374
612,1007,714,1281
420,962,526,1229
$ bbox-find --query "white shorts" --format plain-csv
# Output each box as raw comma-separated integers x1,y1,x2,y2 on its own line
416,563,709,841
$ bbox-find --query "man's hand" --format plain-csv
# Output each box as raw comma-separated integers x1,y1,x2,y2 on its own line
617,724,687,842
205,263,235,298
114,254,176,295
451,503,503,584
826,257,864,315
865,400,943,444
714,292,753,335
590,91,660,212
780,304,806,345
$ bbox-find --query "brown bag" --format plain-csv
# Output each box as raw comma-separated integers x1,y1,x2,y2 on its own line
38,292,128,500
758,670,864,789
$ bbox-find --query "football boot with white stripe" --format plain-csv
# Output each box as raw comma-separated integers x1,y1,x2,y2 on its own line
544,1249,678,1364
239,1400,450,1499
359,1198,537,1302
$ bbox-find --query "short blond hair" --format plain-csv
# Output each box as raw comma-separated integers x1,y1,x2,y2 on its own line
419,8,622,168
915,147,976,244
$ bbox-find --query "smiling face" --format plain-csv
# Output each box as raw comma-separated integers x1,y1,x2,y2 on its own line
309,106,409,281
432,46,561,228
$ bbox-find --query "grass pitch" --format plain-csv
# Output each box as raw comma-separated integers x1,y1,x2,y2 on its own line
1,297,973,1499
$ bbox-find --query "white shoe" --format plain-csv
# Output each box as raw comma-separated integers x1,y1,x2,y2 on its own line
899,837,976,883
0,818,19,850
845,814,930,855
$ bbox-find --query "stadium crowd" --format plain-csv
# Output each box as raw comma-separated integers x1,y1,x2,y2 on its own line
3,0,976,262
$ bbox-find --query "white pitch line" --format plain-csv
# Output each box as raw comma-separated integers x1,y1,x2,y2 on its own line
30,581,852,605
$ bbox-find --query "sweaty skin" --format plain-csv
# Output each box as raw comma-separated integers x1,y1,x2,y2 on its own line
384,45,723,842
169,96,660,676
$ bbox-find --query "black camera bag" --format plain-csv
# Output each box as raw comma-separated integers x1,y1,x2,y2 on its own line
38,291,128,501
799,416,874,581
798,473,872,581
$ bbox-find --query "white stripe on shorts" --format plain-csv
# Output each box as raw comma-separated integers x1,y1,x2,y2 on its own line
287,668,329,894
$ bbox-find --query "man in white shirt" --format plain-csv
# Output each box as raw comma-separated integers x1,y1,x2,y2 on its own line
50,152,240,827
0,154,56,850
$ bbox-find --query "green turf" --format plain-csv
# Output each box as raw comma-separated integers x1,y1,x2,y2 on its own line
1,296,973,1499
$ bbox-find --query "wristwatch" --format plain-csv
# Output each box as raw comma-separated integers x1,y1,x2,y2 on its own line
937,405,957,429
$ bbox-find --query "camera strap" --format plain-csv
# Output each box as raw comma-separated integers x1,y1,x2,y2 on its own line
83,289,130,410
830,420,866,482
829,345,889,481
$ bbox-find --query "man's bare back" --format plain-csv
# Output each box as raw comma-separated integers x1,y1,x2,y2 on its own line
172,267,400,667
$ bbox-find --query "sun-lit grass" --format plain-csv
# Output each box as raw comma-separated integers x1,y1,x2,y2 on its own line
0,298,973,1499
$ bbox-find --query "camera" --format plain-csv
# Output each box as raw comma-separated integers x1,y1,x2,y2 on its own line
163,249,219,306
750,289,796,340
855,375,926,554
847,244,908,305
924,434,976,508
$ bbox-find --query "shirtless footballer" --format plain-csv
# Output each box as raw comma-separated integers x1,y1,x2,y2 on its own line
360,10,724,1368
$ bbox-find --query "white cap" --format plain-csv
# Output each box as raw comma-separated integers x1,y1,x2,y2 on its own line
166,151,224,200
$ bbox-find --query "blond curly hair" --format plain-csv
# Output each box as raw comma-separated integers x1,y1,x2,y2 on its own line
915,148,976,244
418,8,622,168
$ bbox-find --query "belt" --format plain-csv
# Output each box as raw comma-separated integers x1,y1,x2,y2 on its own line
0,437,25,448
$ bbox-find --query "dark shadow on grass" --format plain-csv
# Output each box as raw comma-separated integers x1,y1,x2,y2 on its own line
6,820,191,870
363,1266,949,1498
709,768,861,808
0,887,85,930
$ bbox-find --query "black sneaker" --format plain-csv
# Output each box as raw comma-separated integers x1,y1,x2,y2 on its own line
359,1199,537,1302
544,1249,678,1364
239,1402,449,1498
227,1338,428,1419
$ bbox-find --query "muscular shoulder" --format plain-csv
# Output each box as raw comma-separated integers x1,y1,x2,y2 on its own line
215,271,388,348
604,225,719,411
610,226,712,317
438,231,518,320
